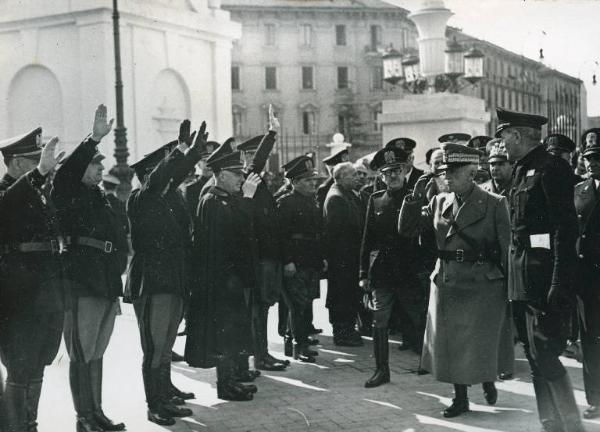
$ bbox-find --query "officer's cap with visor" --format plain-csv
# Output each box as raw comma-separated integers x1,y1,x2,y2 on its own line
439,143,483,171
495,107,548,138
0,127,44,160
370,147,409,172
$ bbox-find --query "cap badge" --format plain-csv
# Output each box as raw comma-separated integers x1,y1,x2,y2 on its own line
384,150,396,164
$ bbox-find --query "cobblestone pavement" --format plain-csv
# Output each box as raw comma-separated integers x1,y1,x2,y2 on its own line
28,283,600,432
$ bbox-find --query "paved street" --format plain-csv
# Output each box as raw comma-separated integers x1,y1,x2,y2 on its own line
27,282,600,432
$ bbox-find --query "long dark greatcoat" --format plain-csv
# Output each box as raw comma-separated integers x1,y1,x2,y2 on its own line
52,138,128,300
185,187,255,368
574,178,600,337
399,185,511,384
323,183,365,316
126,146,200,301
0,171,65,319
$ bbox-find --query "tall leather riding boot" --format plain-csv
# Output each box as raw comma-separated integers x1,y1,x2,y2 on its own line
547,373,586,432
89,358,125,431
157,365,192,418
532,376,562,432
162,362,194,401
25,379,43,432
69,362,102,432
443,384,469,418
142,365,175,426
4,381,28,432
216,361,253,401
365,327,390,388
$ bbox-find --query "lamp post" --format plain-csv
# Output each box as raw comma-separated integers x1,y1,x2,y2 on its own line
111,0,133,200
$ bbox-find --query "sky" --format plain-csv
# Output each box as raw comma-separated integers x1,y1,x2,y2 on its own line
384,0,600,117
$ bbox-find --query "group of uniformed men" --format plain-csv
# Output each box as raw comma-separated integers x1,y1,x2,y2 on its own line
0,101,598,432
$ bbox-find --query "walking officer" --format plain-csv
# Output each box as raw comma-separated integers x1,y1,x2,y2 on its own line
51,105,128,432
574,138,600,419
497,107,584,432
360,146,424,388
127,120,207,425
0,129,65,432
277,155,325,363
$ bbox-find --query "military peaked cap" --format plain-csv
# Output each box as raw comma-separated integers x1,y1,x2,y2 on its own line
322,147,349,166
282,152,315,172
495,107,548,137
206,140,244,172
544,134,575,154
467,135,492,152
237,135,263,152
285,155,318,180
440,143,482,170
370,147,409,172
438,133,471,144
0,127,43,158
384,137,416,151
487,140,509,163
130,140,178,179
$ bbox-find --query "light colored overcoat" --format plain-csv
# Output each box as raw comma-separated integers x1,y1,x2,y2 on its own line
399,184,512,384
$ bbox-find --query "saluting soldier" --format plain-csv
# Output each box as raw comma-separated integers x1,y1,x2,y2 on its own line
277,156,325,363
574,138,600,420
399,143,512,417
126,120,206,425
51,105,128,432
0,129,64,432
360,146,424,388
182,141,218,217
185,142,262,401
497,107,584,432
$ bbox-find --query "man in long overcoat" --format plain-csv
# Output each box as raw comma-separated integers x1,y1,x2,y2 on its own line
574,139,600,420
497,107,583,432
323,162,364,346
0,129,64,432
399,143,511,418
184,143,262,401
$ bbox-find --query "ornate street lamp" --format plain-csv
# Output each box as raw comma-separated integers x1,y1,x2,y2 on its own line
444,37,464,79
402,54,420,83
382,46,404,85
463,46,485,84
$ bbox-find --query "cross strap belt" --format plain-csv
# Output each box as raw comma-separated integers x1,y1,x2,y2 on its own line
70,236,114,253
0,239,66,254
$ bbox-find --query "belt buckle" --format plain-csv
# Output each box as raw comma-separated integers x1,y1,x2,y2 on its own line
50,239,59,254
104,241,113,253
456,249,464,263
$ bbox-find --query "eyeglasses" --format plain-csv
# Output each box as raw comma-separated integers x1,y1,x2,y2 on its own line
382,167,405,177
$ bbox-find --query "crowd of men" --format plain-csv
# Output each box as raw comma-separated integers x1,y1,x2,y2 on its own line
0,102,598,432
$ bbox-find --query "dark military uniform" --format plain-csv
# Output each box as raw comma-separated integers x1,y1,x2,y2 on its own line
185,144,257,401
0,128,66,432
277,158,323,362
182,175,210,217
127,141,202,424
51,136,128,432
574,174,600,416
498,108,583,431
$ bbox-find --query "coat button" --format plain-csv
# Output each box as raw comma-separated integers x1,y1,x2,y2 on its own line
578,214,583,218
579,254,584,259
582,234,586,239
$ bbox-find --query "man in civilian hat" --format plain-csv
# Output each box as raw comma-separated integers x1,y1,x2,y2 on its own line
277,156,326,363
438,133,471,145
384,137,424,189
497,107,584,431
467,136,492,184
573,140,600,420
323,161,364,346
51,105,128,432
0,127,65,432
399,143,511,417
185,139,262,402
236,107,289,373
317,147,350,210
182,140,218,217
127,120,207,425
360,146,425,388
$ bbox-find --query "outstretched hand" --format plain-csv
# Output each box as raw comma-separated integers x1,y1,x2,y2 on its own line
268,104,280,133
178,119,196,149
91,104,114,142
192,121,209,151
37,137,65,176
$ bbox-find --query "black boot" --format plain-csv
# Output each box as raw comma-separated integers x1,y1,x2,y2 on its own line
157,365,192,418
547,373,586,432
532,376,562,432
482,381,497,405
4,381,28,432
293,343,316,363
142,365,175,426
69,362,103,432
162,363,194,401
284,336,293,357
443,384,469,418
89,358,125,431
216,363,253,401
26,379,43,432
364,328,390,388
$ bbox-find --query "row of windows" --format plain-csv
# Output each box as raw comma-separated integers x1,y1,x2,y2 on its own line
260,23,410,50
231,66,384,91
481,83,541,113
232,107,382,136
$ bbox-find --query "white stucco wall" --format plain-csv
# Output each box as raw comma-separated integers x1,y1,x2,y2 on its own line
0,0,240,172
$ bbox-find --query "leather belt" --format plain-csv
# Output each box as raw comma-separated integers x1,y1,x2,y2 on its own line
72,236,114,253
0,239,66,254
438,249,487,263
291,234,319,241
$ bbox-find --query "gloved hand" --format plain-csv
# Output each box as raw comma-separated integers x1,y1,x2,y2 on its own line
191,121,208,153
178,119,196,150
